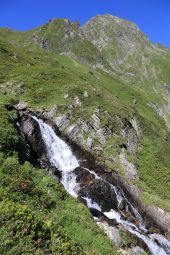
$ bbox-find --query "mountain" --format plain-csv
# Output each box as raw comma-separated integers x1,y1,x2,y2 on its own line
0,14,170,255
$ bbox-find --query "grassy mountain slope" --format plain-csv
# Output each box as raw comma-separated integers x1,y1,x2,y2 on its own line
0,14,170,253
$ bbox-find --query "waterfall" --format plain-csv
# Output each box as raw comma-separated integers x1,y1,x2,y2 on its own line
32,116,79,197
32,116,170,255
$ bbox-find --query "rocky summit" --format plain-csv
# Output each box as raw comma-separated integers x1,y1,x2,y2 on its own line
0,14,170,255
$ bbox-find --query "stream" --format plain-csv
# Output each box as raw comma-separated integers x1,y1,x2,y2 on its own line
32,116,170,255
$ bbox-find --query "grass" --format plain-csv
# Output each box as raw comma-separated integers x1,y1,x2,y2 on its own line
0,24,170,253
0,105,118,255
0,34,169,211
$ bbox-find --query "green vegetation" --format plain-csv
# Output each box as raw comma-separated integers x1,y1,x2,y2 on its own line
0,105,117,255
0,15,170,253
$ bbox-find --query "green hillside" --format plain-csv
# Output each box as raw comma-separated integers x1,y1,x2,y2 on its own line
0,14,170,254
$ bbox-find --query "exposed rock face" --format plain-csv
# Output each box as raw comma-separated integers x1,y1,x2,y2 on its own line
97,221,121,247
67,124,81,139
124,118,141,154
54,114,70,130
78,178,118,211
86,137,93,149
21,115,47,160
119,149,139,180
43,104,57,118
96,128,106,144
91,113,100,129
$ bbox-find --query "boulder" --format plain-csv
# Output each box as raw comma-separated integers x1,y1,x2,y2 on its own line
54,114,70,130
72,96,81,108
96,128,106,144
43,104,57,118
74,167,95,185
67,124,81,138
87,137,93,150
81,120,90,133
91,113,100,129
119,149,139,180
127,246,146,255
78,178,118,211
118,199,126,211
64,94,69,99
14,101,27,111
97,221,121,247
83,91,88,97
21,115,47,160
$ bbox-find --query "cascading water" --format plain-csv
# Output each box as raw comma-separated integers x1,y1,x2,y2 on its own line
32,116,170,255
32,116,79,197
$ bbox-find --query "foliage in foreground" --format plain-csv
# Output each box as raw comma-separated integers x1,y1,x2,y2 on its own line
0,105,117,255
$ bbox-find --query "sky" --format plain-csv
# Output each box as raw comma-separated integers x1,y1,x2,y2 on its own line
0,0,170,47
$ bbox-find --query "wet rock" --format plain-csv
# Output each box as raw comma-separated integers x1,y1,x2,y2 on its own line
78,178,118,211
118,199,126,211
89,207,105,218
148,226,160,234
74,167,95,185
21,115,47,160
14,101,28,111
49,167,62,180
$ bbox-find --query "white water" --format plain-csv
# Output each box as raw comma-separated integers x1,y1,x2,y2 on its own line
33,116,170,255
32,116,79,197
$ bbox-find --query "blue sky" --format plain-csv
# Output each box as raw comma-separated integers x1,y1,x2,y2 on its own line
0,0,169,47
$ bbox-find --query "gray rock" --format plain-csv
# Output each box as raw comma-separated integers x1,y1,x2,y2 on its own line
54,114,70,130
87,137,93,149
107,156,116,163
118,199,126,210
67,124,81,138
130,118,140,137
127,246,146,255
64,94,69,99
73,96,81,107
77,134,85,146
119,149,139,180
81,121,90,133
83,91,88,97
14,101,27,111
96,128,106,144
94,108,100,115
44,104,57,118
93,146,103,154
124,119,140,154
97,221,122,247
91,113,100,129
